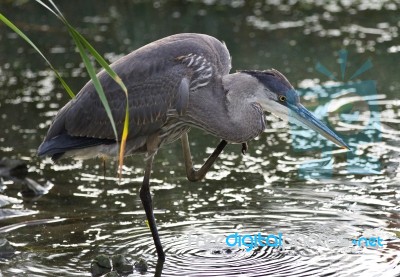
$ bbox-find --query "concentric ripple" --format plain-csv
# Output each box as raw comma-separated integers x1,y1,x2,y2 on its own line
105,216,399,277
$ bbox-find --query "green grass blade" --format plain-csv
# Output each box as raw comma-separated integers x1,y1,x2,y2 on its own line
38,1,127,95
69,30,119,144
0,13,75,98
71,30,128,92
55,8,129,175
39,0,129,171
47,0,65,19
118,101,129,178
5,0,130,176
34,0,61,19
68,28,130,176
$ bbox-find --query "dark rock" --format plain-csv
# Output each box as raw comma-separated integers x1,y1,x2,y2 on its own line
0,158,28,179
212,249,222,254
91,254,112,277
0,238,15,258
111,254,133,274
134,258,148,273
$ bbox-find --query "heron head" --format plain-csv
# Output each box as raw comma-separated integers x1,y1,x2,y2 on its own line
240,69,349,149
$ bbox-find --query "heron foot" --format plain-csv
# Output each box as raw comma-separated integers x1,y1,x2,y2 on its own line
241,143,248,155
182,134,228,182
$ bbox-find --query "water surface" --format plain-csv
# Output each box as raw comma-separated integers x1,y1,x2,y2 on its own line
0,1,399,276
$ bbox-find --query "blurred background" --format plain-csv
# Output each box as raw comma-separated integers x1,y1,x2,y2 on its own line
0,1,399,276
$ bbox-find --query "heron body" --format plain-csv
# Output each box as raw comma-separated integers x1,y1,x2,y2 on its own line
38,33,349,261
39,34,231,159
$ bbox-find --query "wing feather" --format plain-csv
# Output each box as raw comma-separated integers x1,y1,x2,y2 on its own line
41,33,231,145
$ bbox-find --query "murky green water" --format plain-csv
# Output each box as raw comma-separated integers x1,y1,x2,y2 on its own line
0,1,399,276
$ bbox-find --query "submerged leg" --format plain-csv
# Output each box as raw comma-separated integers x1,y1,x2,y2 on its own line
140,153,165,261
241,142,248,155
102,157,106,179
181,133,227,182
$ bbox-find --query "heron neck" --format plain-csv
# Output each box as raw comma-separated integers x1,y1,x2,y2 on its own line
185,81,265,143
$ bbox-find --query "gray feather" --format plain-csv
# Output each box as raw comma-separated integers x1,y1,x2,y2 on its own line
39,33,232,158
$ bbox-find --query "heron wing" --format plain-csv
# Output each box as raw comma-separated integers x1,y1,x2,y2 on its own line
42,33,231,143
61,65,189,141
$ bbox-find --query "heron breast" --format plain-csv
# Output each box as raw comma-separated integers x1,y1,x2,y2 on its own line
159,119,190,146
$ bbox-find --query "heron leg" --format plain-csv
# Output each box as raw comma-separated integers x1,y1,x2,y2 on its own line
241,142,248,155
181,133,227,182
140,153,165,261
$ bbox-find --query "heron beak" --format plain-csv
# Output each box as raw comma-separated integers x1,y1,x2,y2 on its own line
288,104,350,150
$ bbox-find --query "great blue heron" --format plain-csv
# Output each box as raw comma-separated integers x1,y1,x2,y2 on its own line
38,33,349,261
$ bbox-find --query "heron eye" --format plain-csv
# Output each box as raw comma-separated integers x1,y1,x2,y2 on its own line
279,95,286,102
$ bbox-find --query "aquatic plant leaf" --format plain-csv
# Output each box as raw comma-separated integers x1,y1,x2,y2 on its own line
0,13,75,98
